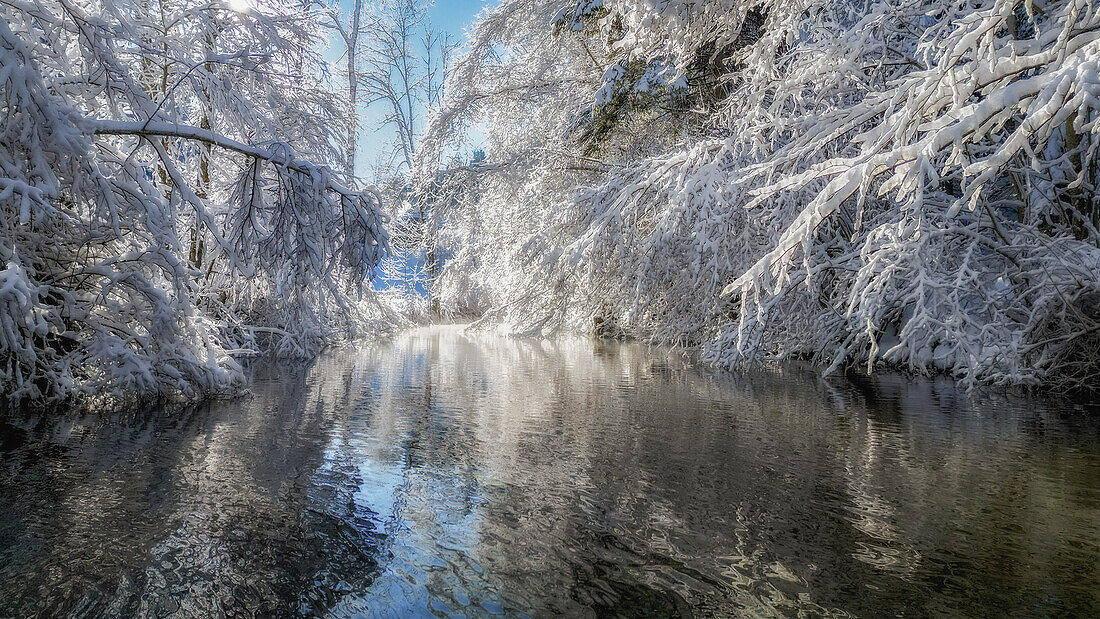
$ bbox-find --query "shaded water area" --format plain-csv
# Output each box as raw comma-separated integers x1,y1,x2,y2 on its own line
1,327,1099,617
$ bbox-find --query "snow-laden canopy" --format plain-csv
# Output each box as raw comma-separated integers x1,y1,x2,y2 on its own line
3,0,1098,402
420,0,1100,387
1,0,388,404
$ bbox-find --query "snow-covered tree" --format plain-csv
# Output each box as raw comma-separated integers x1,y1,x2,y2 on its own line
360,0,455,316
0,0,389,404
421,0,1100,387
327,0,367,184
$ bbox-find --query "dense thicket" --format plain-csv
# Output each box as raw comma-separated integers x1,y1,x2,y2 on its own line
421,0,1100,387
1,0,388,404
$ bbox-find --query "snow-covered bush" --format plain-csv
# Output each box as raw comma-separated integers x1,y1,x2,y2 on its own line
421,0,1100,387
0,0,389,404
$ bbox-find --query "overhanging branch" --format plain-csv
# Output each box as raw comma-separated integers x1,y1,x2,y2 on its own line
89,119,362,199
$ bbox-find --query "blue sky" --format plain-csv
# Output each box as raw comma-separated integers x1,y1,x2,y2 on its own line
428,0,489,38
327,0,489,181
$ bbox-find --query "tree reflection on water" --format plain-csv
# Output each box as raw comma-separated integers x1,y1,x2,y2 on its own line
1,326,1098,616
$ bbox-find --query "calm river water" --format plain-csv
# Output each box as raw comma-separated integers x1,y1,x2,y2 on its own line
1,326,1098,617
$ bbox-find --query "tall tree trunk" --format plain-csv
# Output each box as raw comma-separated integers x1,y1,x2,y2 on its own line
192,28,216,271
346,0,362,185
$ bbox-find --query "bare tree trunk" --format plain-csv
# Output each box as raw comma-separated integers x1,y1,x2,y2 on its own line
138,0,173,193
192,27,217,271
346,0,363,185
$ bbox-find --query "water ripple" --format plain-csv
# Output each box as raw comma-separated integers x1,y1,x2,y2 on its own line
2,326,1099,617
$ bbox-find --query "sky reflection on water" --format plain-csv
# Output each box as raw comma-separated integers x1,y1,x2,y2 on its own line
1,326,1098,617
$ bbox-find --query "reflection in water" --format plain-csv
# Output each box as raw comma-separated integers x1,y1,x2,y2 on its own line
1,326,1098,617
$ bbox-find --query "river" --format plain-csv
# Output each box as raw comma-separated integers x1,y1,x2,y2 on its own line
1,326,1098,617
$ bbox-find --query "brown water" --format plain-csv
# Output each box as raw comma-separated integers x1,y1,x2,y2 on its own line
1,326,1098,617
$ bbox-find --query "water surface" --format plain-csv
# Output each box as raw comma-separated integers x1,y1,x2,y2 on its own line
1,327,1098,617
